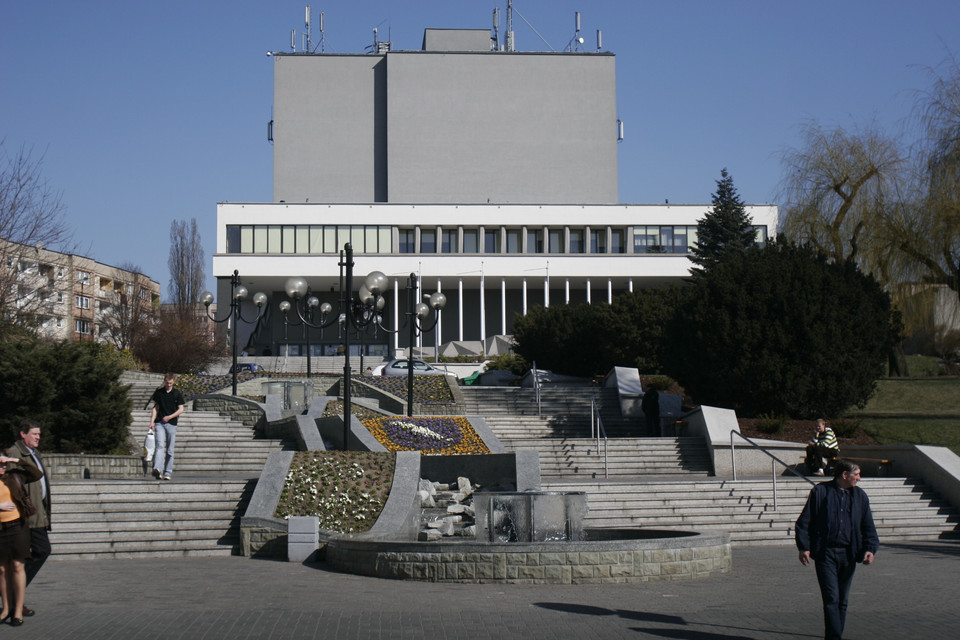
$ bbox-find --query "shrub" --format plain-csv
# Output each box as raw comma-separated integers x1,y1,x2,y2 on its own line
755,413,786,435
830,418,861,439
483,353,529,375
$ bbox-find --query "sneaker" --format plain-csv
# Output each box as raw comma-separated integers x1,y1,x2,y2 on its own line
162,475,172,480
152,469,161,479
814,468,825,476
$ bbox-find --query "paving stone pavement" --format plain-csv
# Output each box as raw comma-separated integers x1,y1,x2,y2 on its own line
8,541,960,639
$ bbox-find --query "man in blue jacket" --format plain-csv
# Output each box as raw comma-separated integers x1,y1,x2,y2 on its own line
795,459,879,640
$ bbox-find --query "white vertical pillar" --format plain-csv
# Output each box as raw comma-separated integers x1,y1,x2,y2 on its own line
565,278,570,304
607,278,613,303
544,262,550,308
436,278,442,352
458,278,464,341
628,278,634,293
501,278,507,335
586,279,591,304
479,270,486,350
522,278,528,315
392,278,399,355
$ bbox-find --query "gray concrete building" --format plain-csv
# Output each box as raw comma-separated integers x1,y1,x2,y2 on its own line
214,25,776,359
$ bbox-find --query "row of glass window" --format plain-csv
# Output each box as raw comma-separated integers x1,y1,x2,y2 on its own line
226,224,768,256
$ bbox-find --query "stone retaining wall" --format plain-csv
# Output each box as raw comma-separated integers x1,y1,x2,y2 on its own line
326,531,731,584
44,453,144,479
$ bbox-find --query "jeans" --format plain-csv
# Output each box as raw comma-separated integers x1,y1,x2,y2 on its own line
153,421,178,478
814,547,857,640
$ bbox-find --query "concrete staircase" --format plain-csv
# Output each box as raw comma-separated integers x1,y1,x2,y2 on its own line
460,386,640,436
505,436,712,478
49,479,255,558
48,409,289,559
130,410,287,476
542,476,960,545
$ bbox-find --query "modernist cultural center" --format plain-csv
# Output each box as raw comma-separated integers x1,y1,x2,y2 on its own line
212,24,778,359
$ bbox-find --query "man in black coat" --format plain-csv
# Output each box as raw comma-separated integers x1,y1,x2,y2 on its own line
795,459,879,640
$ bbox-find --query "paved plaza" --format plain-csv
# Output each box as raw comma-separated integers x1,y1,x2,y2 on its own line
11,541,960,639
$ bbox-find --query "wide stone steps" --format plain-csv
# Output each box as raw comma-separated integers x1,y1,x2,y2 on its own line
48,480,254,559
130,409,287,477
542,477,960,544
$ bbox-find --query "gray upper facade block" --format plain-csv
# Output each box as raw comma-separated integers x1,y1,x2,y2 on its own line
272,45,618,205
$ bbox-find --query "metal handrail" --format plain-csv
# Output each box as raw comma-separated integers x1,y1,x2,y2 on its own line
591,395,609,479
531,361,541,417
730,430,814,511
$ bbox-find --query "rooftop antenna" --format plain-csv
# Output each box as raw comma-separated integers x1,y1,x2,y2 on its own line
290,29,296,52
596,29,602,52
492,7,500,51
505,0,515,52
304,6,313,54
569,12,583,52
318,11,326,52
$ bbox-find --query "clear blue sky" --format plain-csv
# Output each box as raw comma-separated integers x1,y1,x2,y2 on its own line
3,1,959,296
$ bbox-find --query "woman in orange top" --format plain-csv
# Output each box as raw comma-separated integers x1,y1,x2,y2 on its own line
0,453,42,626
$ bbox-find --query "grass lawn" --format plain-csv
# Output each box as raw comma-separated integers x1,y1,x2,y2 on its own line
849,376,960,456
856,378,960,416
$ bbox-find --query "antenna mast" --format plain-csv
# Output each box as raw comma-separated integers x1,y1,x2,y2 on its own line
505,0,514,52
304,6,313,54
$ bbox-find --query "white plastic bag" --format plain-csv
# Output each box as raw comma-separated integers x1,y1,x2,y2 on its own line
143,428,156,462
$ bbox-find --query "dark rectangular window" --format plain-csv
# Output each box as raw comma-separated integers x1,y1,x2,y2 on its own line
610,229,625,254
505,229,521,253
398,229,415,254
441,229,458,253
527,229,543,253
484,229,500,253
420,229,436,253
548,228,563,253
463,229,479,253
569,228,585,254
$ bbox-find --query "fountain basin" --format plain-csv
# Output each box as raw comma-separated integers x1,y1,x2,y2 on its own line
326,528,731,584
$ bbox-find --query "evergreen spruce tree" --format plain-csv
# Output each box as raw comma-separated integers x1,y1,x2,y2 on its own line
690,168,757,274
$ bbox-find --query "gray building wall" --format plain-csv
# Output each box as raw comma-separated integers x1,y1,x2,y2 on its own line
273,55,387,203
272,49,618,205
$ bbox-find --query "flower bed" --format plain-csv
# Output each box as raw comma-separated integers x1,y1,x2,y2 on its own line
176,371,263,401
362,416,490,455
360,375,454,403
274,451,395,534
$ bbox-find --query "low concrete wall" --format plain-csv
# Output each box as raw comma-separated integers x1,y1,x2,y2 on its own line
193,394,267,430
44,453,143,479
239,450,294,558
326,531,731,584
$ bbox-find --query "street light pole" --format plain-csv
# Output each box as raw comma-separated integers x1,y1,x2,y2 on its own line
199,270,267,396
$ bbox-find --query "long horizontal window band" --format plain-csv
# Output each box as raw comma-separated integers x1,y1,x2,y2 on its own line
225,224,767,256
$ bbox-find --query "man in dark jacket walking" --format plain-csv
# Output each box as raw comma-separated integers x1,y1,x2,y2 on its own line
795,459,879,640
5,420,51,617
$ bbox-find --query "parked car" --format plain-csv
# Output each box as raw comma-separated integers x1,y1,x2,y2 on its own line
229,362,264,374
379,359,451,377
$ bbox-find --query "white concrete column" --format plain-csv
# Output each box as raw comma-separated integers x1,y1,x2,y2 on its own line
544,273,550,308
479,271,486,349
586,279,591,304
565,278,570,304
501,278,507,335
458,278,464,341
607,278,613,303
522,278,528,315
392,278,399,355
436,278,442,350
628,278,634,293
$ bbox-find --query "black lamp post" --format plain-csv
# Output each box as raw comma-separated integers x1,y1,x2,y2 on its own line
199,270,267,396
281,243,445,447
282,243,387,450
403,273,446,417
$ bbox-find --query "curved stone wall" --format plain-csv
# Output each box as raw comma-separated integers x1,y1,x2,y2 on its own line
326,529,731,584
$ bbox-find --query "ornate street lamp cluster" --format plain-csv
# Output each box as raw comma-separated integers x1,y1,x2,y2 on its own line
200,245,446,450
199,270,267,396
280,243,445,450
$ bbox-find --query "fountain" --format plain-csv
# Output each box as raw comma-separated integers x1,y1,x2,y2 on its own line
324,453,731,584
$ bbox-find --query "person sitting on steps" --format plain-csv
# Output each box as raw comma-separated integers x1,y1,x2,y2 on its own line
805,418,839,476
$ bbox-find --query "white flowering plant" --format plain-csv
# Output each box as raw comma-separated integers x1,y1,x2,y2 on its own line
274,451,395,533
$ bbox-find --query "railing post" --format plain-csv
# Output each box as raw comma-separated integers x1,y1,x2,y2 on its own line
731,431,738,481
772,458,778,511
